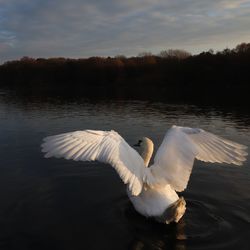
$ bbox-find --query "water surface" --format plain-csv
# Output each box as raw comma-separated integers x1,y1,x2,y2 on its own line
0,94,249,250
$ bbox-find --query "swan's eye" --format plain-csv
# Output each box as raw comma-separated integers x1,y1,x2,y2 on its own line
138,140,143,146
134,140,142,147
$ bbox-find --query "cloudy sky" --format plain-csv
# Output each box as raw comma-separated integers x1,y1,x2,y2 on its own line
0,0,250,62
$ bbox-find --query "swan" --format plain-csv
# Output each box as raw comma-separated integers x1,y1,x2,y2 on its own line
41,126,248,224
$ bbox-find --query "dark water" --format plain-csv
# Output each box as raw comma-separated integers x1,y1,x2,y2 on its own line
0,93,250,250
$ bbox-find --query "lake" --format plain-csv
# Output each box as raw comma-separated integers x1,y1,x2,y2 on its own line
0,93,249,250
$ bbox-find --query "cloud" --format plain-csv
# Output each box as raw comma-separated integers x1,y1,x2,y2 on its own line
0,0,250,62
219,0,250,9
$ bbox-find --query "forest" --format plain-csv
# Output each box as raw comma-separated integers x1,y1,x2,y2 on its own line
0,43,250,104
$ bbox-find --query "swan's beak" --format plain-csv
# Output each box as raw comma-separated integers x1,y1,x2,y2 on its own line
134,140,142,147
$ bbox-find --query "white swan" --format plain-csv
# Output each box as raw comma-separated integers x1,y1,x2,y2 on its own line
41,126,248,224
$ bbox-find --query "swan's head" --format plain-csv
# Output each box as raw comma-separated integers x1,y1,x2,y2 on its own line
134,137,154,167
134,137,152,147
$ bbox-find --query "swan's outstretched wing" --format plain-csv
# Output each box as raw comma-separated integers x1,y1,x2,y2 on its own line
41,130,146,195
147,126,248,192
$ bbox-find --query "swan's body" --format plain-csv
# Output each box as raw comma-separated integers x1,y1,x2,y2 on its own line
127,137,185,223
41,126,248,224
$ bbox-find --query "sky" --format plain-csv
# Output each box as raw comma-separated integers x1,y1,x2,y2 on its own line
0,0,250,63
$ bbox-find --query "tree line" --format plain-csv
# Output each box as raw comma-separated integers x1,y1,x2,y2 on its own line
0,43,250,103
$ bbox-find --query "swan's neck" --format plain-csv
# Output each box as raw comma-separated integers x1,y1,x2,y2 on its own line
141,138,154,167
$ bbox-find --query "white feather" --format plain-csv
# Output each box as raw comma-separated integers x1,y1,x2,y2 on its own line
41,130,146,195
147,126,248,192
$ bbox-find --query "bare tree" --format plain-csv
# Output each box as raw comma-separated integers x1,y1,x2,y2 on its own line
158,49,191,59
137,51,153,57
234,43,250,53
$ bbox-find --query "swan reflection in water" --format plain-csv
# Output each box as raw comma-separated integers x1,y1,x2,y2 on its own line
129,215,187,250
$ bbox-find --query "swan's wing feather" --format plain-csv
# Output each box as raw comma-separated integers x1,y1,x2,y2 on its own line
41,130,146,195
147,126,197,192
147,126,247,192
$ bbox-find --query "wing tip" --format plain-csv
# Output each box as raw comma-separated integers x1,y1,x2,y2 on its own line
44,153,51,158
